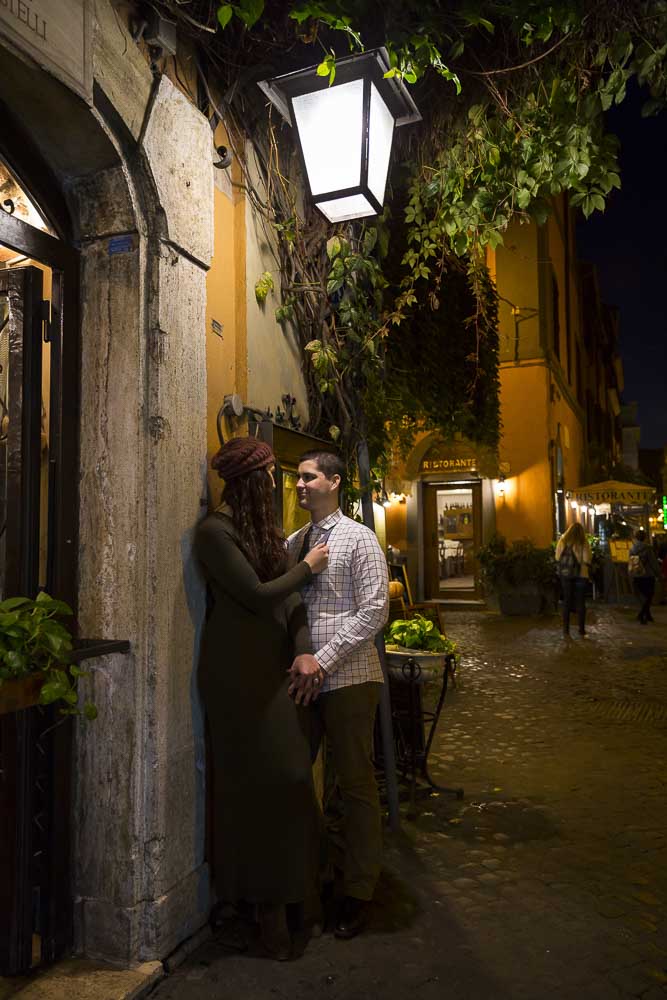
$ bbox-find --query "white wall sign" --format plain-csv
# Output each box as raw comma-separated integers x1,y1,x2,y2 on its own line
0,0,92,102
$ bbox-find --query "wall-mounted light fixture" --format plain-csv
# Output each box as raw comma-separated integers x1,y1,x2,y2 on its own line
213,145,233,170
258,48,421,223
497,474,506,498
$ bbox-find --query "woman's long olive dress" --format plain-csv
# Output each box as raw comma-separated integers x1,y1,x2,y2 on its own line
195,511,319,905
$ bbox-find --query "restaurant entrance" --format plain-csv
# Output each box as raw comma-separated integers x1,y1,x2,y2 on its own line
423,481,483,599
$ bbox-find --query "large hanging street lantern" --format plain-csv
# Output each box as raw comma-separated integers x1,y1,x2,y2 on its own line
258,48,421,224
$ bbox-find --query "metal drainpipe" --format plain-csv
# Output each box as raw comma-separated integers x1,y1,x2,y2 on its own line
357,437,401,832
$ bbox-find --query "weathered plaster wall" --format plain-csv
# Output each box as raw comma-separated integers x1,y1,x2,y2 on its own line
244,151,308,424
495,220,542,362
497,363,553,546
205,123,246,500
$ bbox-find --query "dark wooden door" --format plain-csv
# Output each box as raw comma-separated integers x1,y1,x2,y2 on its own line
0,219,79,976
0,266,44,600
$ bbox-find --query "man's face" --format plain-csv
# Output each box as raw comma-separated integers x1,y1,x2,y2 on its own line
296,460,340,510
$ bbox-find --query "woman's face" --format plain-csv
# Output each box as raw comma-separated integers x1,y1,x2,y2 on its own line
266,464,276,489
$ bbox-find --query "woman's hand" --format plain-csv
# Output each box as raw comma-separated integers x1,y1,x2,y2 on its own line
304,542,329,574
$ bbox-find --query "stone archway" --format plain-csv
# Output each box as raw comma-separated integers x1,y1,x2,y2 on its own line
1,22,213,964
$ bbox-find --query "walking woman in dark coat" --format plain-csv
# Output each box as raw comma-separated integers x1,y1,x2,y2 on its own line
195,436,328,960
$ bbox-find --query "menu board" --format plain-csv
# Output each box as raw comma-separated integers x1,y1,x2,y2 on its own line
609,539,632,563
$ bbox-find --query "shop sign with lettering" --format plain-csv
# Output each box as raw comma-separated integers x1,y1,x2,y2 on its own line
571,488,654,505
420,456,477,473
0,0,92,102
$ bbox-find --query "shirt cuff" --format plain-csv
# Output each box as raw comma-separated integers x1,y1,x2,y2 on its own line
315,645,338,674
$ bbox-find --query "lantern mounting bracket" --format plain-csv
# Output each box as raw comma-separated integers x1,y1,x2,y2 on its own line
258,48,421,128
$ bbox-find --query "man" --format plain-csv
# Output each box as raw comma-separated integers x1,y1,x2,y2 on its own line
287,449,389,940
629,529,661,624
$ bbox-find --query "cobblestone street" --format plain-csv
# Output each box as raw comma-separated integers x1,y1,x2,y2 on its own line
152,604,667,1000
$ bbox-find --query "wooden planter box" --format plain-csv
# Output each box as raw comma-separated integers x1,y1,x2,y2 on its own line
0,674,44,715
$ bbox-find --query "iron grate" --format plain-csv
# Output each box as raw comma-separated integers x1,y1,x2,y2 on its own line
585,698,667,724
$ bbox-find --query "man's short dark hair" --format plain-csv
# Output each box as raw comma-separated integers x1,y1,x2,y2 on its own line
299,449,345,483
636,529,646,542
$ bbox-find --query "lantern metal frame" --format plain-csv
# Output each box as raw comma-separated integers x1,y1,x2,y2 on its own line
258,48,421,221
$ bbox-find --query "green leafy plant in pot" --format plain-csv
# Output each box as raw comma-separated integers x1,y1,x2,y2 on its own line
386,614,458,657
0,592,97,719
477,534,557,614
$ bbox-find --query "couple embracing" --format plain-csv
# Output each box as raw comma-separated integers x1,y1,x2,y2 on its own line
195,437,389,960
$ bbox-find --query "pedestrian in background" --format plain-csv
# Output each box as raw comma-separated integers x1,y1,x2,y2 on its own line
556,522,592,637
195,437,329,961
628,529,661,624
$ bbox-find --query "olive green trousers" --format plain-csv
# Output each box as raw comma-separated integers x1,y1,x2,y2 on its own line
310,682,383,901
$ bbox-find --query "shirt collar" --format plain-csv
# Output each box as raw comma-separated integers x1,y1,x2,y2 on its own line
312,508,343,531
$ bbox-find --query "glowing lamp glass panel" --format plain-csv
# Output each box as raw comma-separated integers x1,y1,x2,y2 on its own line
368,82,395,205
317,193,376,223
292,80,364,197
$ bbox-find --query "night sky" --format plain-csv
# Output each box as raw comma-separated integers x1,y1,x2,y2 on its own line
577,82,667,450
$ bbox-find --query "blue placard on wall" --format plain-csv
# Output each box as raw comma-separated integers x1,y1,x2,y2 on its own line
108,235,134,255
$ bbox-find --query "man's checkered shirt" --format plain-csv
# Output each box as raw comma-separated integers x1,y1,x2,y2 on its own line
287,508,389,692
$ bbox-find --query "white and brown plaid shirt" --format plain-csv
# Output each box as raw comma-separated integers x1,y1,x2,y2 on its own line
287,508,389,692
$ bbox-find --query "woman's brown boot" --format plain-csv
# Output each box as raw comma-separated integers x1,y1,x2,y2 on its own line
257,903,291,961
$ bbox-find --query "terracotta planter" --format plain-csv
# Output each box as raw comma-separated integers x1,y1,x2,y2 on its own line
385,648,446,684
0,674,44,715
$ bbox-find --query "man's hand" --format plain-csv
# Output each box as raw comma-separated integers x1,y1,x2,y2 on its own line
288,654,324,706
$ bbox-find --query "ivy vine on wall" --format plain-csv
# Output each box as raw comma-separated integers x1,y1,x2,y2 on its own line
154,0,667,478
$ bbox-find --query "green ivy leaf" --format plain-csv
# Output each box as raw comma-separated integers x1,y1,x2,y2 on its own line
0,597,30,612
234,0,264,28
254,271,274,306
516,188,531,209
288,8,312,25
40,677,70,705
217,4,233,29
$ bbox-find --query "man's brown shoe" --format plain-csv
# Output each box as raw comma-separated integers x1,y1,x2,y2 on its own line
334,896,367,940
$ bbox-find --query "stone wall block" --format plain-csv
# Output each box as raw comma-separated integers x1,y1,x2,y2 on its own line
142,76,214,268
78,239,146,641
75,239,148,918
142,248,208,900
93,0,154,142
66,166,137,241
73,654,143,907
75,895,143,965
139,864,210,962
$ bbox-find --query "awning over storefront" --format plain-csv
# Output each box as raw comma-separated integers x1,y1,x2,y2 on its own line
569,479,656,505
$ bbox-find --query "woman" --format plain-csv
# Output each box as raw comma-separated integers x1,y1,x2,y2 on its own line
195,436,328,960
629,529,661,624
555,522,592,637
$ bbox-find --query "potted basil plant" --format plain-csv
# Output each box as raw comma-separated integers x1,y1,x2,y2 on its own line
384,614,459,683
0,592,97,719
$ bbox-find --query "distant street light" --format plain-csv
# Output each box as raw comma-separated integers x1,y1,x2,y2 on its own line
259,48,421,223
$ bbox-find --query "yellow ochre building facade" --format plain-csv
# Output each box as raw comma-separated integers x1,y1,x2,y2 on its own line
383,197,623,602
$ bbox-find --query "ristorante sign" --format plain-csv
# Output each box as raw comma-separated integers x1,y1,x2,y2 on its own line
570,483,655,505
420,456,477,473
0,0,92,101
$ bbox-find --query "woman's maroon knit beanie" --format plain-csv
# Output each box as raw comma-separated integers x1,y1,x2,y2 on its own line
211,436,275,481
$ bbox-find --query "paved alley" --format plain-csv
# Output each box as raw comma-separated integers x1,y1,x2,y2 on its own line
151,604,667,1000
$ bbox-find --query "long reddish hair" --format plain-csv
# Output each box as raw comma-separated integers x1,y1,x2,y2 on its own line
222,468,286,581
